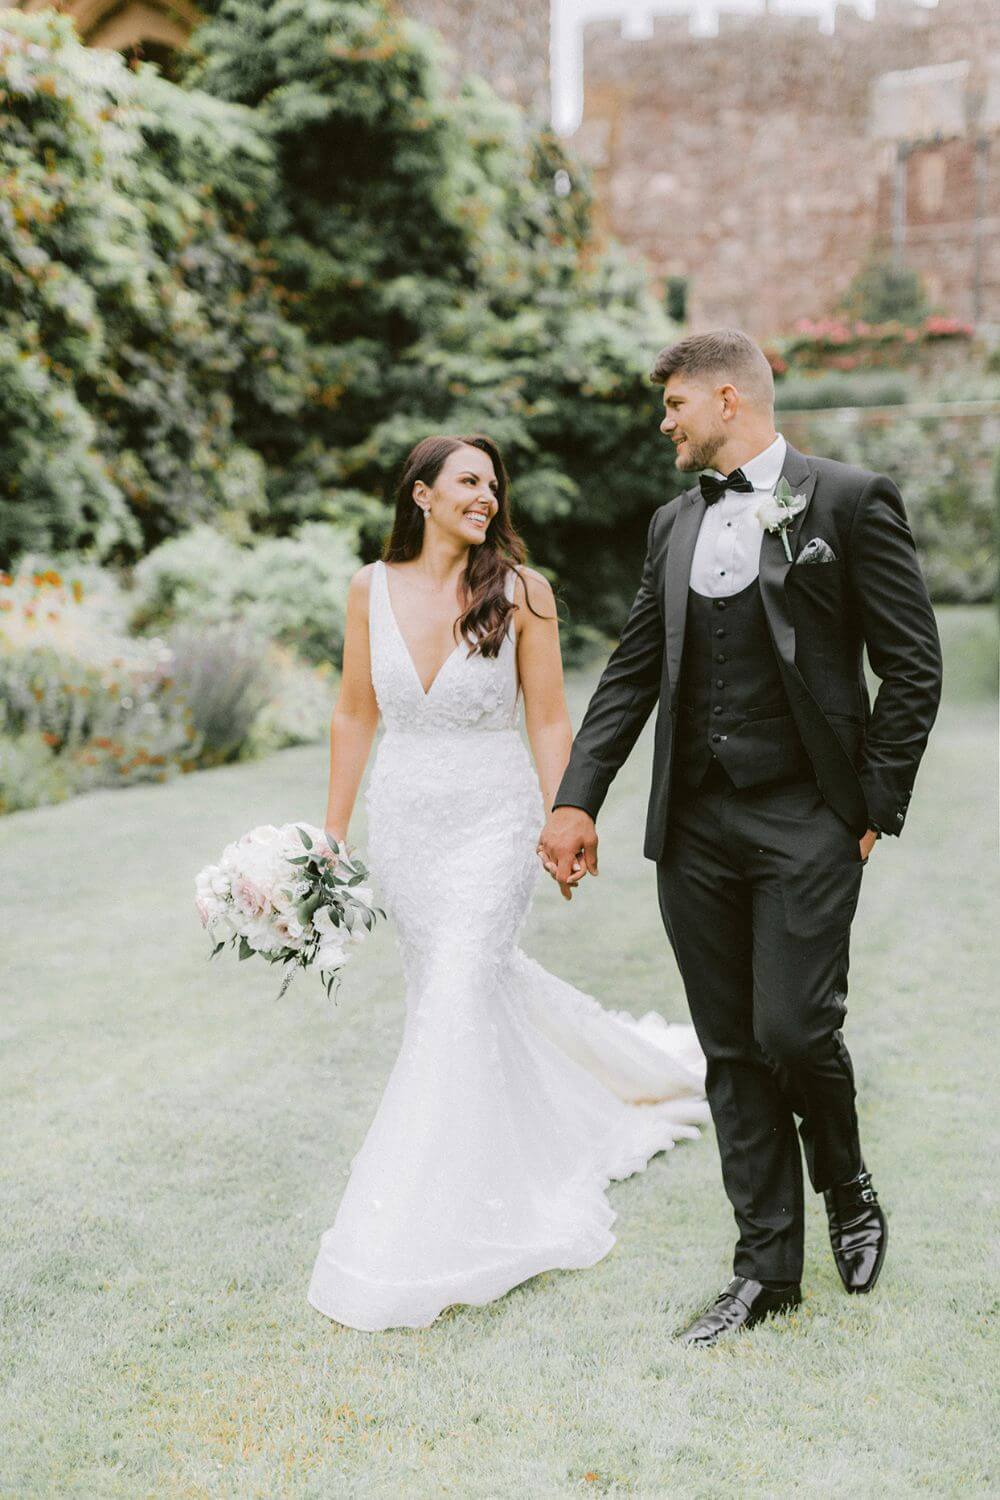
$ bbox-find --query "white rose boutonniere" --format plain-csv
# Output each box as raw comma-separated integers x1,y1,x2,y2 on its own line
756,476,808,562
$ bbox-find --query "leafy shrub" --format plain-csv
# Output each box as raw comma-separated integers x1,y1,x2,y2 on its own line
0,731,70,814
0,12,311,565
243,646,336,757
838,260,928,326
787,409,997,603
131,522,360,667
165,623,276,767
776,372,913,411
921,370,1000,405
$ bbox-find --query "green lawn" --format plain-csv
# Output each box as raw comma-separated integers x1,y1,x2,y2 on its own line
2,606,997,1498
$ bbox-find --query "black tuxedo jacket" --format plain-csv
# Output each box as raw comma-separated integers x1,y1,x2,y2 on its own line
553,441,943,860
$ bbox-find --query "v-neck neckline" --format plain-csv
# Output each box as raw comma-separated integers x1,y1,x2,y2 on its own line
381,560,464,699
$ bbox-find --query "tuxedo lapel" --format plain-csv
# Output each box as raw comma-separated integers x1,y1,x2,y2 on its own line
663,486,705,706
757,443,818,667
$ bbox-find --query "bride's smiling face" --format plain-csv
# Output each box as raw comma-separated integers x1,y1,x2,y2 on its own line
659,374,729,473
414,446,500,546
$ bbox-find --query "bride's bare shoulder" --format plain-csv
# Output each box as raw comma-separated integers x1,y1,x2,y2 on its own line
512,565,556,615
346,562,378,618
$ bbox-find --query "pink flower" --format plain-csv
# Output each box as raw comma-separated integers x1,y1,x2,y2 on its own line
232,875,270,919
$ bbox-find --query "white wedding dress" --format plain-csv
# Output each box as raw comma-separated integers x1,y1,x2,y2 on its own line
307,560,709,1331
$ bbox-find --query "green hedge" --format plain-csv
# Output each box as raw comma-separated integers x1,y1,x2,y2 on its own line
780,403,999,604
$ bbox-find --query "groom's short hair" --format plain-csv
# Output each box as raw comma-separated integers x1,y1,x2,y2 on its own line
649,329,775,409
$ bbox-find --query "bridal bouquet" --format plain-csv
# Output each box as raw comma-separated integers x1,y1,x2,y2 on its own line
195,823,384,999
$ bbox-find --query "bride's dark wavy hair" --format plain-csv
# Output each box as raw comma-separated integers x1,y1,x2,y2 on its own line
383,433,551,658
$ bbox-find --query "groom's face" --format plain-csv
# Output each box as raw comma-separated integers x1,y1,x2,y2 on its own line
660,374,727,472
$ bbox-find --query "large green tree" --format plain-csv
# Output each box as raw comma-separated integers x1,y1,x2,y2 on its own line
0,11,317,564
2,2,683,632
183,0,682,630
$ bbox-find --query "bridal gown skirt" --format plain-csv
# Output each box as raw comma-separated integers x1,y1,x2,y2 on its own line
306,723,710,1333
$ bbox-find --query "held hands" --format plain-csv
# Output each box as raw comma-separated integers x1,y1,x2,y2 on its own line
536,807,599,902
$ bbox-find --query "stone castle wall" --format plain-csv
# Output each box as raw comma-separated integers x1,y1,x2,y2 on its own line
572,0,1000,333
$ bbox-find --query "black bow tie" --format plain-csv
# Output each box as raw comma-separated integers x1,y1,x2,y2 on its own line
699,468,755,505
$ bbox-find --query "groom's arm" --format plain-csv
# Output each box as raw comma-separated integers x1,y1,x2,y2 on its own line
551,506,667,822
847,473,943,835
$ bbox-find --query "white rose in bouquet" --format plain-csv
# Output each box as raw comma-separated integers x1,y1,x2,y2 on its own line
194,823,384,998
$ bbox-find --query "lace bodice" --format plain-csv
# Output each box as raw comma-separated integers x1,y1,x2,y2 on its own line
368,558,521,734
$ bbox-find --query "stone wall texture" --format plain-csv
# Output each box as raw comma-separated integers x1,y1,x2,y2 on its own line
571,0,1000,335
400,0,551,120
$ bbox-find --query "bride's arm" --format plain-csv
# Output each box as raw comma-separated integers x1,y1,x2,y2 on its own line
516,569,574,815
324,564,380,845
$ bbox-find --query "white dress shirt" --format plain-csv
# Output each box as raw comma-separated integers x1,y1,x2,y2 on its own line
689,433,787,598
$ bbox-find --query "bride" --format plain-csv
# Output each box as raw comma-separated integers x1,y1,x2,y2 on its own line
307,432,709,1332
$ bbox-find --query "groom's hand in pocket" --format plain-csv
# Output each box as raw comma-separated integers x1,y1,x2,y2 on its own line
537,807,599,901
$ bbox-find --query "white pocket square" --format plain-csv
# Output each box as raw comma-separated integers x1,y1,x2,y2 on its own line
794,537,837,566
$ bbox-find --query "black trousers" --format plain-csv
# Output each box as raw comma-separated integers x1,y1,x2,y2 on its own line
656,758,866,1284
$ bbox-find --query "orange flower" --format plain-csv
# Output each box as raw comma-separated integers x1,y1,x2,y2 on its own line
42,732,60,747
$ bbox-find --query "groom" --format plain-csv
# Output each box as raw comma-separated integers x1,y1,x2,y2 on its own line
537,329,942,1346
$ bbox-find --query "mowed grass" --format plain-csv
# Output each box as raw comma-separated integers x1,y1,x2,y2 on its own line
2,606,997,1499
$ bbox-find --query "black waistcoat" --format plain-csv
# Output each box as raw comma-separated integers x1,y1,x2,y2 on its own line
673,578,814,790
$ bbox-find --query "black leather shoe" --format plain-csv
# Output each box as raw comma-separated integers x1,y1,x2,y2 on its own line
675,1276,801,1347
824,1165,887,1294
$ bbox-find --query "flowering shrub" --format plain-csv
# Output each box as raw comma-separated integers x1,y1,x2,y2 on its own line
0,552,339,813
777,317,975,374
0,568,202,810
